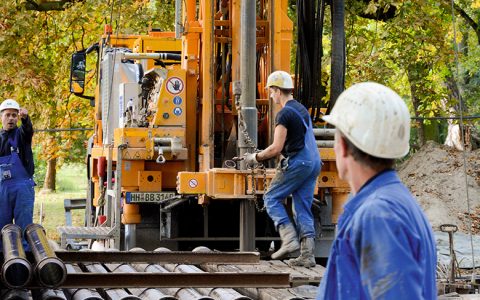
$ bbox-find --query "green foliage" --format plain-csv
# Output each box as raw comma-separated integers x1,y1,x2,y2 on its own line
56,163,87,191
33,144,47,186
34,190,86,241
0,0,175,175
33,163,87,241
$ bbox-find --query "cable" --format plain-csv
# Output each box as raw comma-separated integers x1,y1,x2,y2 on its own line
34,128,93,132
450,0,476,283
294,0,326,119
411,115,480,120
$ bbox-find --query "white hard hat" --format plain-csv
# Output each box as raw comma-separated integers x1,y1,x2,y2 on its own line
266,71,294,89
0,99,20,112
322,82,410,159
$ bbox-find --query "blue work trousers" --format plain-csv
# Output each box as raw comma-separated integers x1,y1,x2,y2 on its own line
0,133,35,251
0,179,35,250
264,156,320,239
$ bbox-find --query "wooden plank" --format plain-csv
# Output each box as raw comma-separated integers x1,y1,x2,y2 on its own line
266,260,307,280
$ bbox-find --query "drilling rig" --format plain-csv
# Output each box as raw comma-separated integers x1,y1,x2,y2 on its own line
59,0,350,258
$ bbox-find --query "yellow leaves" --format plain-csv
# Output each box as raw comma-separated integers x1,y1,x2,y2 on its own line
472,0,480,9
365,2,379,15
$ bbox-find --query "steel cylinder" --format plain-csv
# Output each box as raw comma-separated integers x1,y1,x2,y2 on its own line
131,248,213,300
64,264,103,300
25,223,67,288
1,224,32,288
312,128,336,137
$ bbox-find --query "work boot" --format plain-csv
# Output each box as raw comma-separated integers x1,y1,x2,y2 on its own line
271,223,300,259
286,237,316,268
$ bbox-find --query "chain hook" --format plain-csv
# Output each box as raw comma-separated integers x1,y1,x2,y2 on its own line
156,147,166,164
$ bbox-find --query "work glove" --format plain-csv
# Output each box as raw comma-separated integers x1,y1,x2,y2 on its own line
244,152,258,167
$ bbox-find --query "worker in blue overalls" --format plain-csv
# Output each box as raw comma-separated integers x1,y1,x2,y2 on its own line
0,99,35,250
245,71,321,267
317,82,437,299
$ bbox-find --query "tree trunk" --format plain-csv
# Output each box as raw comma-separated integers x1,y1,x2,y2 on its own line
42,158,57,191
330,0,345,108
407,62,436,148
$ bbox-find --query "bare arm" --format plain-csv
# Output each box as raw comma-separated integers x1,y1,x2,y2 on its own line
256,124,287,161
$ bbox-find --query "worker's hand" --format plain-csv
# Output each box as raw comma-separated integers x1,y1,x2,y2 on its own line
244,152,258,167
18,108,28,119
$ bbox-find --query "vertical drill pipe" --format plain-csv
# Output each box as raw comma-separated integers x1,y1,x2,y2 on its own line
238,0,257,157
1,224,32,288
238,0,258,253
175,0,182,38
25,224,67,288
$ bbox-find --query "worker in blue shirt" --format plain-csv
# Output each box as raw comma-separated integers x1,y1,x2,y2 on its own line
0,99,35,250
317,82,437,299
244,70,321,267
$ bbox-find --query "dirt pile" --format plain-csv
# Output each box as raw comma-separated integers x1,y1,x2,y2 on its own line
397,141,480,233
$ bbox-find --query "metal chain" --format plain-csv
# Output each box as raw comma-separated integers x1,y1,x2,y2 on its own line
234,94,256,149
232,94,267,211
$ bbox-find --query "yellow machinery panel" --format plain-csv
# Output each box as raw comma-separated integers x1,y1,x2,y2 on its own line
177,172,207,194
113,127,188,161
138,171,162,192
152,68,187,127
245,169,276,194
318,171,350,188
122,202,141,224
207,169,248,199
319,148,336,161
331,187,350,223
122,160,144,189
114,127,186,148
179,167,347,198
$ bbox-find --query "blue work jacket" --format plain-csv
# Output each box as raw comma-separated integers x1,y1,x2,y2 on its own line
317,170,437,300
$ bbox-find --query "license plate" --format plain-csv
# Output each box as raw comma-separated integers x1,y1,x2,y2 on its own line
125,192,176,203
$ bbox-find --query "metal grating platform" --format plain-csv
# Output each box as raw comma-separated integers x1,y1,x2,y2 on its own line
57,226,117,248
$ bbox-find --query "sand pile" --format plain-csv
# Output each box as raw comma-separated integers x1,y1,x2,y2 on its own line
397,141,480,233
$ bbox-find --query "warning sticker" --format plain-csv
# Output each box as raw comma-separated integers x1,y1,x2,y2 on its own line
189,179,198,188
166,77,184,95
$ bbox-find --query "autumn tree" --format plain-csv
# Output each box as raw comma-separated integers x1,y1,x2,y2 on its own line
0,0,175,191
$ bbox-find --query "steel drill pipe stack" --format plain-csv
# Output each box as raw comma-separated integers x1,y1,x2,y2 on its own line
25,224,67,288
157,247,251,300
63,264,103,300
129,248,214,300
1,224,32,288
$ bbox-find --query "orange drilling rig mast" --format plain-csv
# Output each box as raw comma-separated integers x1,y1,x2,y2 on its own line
61,0,349,257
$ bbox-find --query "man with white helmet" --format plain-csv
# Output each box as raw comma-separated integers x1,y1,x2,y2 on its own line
0,99,35,249
316,82,436,299
244,70,321,267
